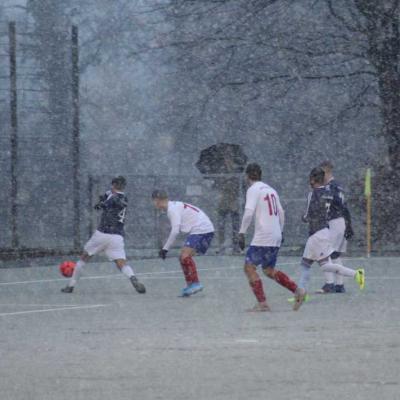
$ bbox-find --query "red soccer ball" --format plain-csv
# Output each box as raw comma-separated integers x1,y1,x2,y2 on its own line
59,261,76,278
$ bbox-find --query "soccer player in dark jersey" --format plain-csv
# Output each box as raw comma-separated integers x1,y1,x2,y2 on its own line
318,160,354,293
293,168,364,311
61,176,146,294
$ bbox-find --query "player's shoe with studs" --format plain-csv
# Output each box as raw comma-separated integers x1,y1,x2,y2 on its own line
130,276,146,294
181,282,203,297
335,284,346,293
293,287,307,311
316,283,335,294
354,268,365,290
61,286,74,293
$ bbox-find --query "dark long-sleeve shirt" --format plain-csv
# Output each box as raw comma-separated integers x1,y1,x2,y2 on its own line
303,186,333,236
325,178,352,225
97,191,127,236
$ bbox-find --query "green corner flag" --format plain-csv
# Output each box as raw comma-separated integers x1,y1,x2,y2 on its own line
365,168,372,197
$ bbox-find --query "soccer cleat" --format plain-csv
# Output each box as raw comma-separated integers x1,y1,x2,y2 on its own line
316,283,335,294
61,286,74,293
293,287,307,311
287,294,310,303
130,276,146,294
335,284,346,293
354,269,365,290
246,302,271,312
181,282,204,297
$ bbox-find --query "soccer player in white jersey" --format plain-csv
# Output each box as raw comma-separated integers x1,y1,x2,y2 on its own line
61,176,146,294
238,163,298,311
152,190,215,297
293,167,364,311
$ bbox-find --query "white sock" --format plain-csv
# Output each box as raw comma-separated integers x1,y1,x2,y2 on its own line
121,265,135,278
298,263,311,290
334,257,344,285
321,262,355,278
323,271,335,284
69,259,85,287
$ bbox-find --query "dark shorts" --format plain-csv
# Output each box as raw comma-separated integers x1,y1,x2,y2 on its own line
184,232,214,255
245,246,279,269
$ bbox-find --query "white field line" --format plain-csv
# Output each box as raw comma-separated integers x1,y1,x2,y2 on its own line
0,303,89,307
0,257,391,287
0,304,110,317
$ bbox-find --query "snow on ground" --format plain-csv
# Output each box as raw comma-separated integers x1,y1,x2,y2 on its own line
0,256,399,400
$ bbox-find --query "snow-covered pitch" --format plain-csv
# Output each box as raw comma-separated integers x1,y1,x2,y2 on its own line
0,256,398,400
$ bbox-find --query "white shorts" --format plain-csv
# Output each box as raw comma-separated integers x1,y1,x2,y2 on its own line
328,217,347,253
84,230,126,261
303,228,334,261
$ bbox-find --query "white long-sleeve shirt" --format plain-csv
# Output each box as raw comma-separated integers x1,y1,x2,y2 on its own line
239,181,284,247
163,201,214,251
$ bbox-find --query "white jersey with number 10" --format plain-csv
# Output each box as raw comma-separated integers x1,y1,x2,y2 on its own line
245,181,284,247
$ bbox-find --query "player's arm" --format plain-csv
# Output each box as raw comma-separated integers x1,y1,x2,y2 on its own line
340,191,354,239
160,207,182,257
238,188,257,249
276,194,285,231
302,192,313,222
239,188,256,235
94,190,112,210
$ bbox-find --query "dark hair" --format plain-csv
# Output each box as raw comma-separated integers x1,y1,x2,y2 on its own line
111,175,127,189
151,189,168,200
319,160,334,171
245,163,262,181
309,167,325,184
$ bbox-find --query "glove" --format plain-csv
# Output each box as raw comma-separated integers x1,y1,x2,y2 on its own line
238,233,245,251
94,201,104,210
159,249,168,260
344,225,354,240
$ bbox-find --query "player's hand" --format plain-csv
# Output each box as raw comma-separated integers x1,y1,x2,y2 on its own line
159,249,168,260
301,214,308,223
281,233,285,245
94,202,104,210
238,233,245,251
344,225,354,240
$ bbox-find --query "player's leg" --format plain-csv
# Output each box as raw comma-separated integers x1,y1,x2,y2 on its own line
244,247,270,311
107,234,146,294
333,230,348,292
293,258,312,311
61,251,91,293
319,257,364,290
262,247,297,293
331,252,345,292
61,229,107,292
179,246,202,296
322,218,346,293
319,270,336,293
114,258,146,294
180,233,213,296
